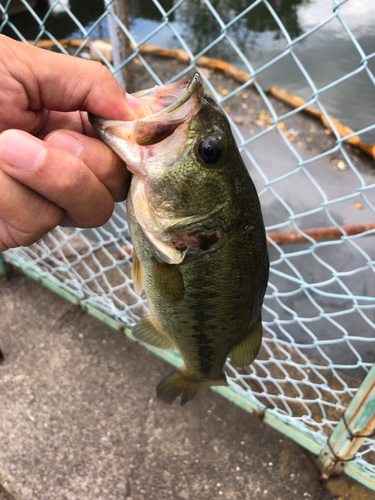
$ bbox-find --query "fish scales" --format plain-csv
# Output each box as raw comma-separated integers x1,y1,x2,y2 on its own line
90,73,269,405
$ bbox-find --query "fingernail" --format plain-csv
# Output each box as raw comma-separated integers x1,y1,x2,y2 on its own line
46,132,83,157
0,130,47,171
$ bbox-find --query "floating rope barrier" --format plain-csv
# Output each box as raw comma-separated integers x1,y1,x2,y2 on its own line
30,38,375,162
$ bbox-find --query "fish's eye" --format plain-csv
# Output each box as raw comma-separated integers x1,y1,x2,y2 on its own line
197,138,223,165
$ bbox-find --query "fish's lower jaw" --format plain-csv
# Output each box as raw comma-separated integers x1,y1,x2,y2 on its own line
156,369,228,406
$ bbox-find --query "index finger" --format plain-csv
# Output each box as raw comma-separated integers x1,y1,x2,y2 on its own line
0,35,143,121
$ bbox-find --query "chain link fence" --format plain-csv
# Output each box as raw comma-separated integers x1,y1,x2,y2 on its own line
1,0,375,490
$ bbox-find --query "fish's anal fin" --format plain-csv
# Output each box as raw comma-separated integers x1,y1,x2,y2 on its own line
156,369,228,406
131,315,175,350
152,258,185,303
230,316,263,369
132,250,144,295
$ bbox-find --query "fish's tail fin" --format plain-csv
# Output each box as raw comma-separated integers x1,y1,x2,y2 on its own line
156,369,228,406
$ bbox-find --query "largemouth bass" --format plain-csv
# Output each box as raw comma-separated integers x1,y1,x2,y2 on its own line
89,73,269,405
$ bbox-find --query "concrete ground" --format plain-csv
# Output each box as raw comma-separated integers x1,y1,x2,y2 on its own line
0,271,374,500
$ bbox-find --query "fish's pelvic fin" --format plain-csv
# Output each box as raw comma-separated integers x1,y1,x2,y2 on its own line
230,316,263,369
132,250,144,295
156,369,228,406
152,258,185,303
131,315,175,350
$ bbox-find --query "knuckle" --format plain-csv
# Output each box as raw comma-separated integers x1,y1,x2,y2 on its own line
96,155,115,186
88,60,113,84
53,154,114,228
36,201,63,235
101,161,119,192
56,157,87,196
113,173,131,202
97,62,113,81
92,195,114,227
15,232,40,248
19,203,62,247
0,220,18,250
100,156,130,202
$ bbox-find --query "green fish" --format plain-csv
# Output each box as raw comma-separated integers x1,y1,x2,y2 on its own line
89,73,269,405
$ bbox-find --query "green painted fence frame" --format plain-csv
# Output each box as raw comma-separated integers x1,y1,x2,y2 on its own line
0,253,10,275
1,251,375,492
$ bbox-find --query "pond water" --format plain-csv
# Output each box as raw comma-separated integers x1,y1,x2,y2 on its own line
2,0,375,142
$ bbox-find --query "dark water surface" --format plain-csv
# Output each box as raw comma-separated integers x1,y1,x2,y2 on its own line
2,0,375,142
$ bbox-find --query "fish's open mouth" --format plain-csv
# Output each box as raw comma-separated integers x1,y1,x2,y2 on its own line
89,73,204,148
133,72,203,119
88,74,204,177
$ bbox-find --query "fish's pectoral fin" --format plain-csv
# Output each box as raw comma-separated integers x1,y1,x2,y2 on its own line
131,315,175,350
152,258,185,303
230,316,263,369
132,249,144,295
156,369,228,406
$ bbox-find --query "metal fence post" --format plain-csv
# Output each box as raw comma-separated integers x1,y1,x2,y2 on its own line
104,0,135,93
0,253,10,275
317,362,375,479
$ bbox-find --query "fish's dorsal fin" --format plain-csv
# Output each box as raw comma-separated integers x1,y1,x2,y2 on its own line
152,258,185,303
131,315,175,350
230,316,263,369
131,250,144,295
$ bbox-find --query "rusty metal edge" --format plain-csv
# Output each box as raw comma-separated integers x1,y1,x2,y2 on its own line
345,461,375,491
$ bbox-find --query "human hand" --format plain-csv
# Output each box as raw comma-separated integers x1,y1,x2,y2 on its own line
0,35,143,252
